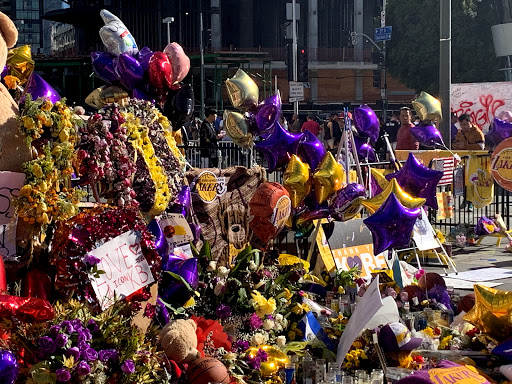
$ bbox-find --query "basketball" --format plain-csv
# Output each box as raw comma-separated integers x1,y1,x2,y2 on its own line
403,285,424,303
187,357,230,384
458,293,476,314
418,272,446,290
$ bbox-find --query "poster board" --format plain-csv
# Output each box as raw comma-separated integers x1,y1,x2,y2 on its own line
323,219,388,279
412,209,440,251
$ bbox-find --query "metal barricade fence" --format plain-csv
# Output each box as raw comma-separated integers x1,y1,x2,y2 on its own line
181,140,253,169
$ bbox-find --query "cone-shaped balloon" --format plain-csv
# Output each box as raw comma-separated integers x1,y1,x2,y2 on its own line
386,153,443,209
363,193,421,255
295,130,327,171
329,183,366,221
225,68,259,111
412,91,442,122
353,104,380,144
254,122,301,172
252,93,281,137
23,73,61,103
284,155,311,208
313,152,346,204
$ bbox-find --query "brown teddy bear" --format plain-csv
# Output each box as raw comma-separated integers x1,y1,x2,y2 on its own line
0,12,31,172
159,319,201,365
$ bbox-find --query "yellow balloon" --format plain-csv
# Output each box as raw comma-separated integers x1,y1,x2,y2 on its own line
412,91,442,122
85,86,106,109
362,178,425,214
7,45,34,85
313,152,346,204
223,110,253,148
246,345,289,377
464,284,512,340
225,68,259,111
284,155,311,208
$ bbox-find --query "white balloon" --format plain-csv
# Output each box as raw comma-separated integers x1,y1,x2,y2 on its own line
99,9,139,57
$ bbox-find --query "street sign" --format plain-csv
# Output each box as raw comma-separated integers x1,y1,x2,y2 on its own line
374,26,392,42
289,81,304,102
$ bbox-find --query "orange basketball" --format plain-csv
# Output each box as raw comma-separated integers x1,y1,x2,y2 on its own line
458,293,476,314
418,273,446,290
187,357,230,384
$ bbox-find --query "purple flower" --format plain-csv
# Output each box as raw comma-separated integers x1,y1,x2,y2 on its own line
60,320,74,334
98,349,119,362
66,347,80,361
143,303,156,319
56,368,71,382
87,319,100,334
34,350,46,361
256,349,268,362
215,304,232,320
49,325,61,337
232,340,250,353
84,253,101,266
78,329,92,343
77,361,91,376
248,313,263,330
55,333,69,349
38,336,56,354
81,348,98,362
121,359,135,374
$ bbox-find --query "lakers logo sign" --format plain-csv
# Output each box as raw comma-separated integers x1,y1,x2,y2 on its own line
491,137,512,192
271,195,291,229
195,171,227,203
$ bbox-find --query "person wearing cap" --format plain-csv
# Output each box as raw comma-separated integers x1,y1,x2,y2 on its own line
378,322,423,367
396,107,419,151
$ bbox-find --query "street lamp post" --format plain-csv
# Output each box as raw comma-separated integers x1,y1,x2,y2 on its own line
162,16,174,45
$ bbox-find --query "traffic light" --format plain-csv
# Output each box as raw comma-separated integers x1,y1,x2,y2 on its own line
286,44,293,81
373,69,381,88
298,47,308,82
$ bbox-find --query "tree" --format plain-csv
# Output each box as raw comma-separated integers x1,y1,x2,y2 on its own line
386,0,503,95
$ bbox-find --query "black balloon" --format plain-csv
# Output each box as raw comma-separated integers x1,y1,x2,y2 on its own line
163,84,195,131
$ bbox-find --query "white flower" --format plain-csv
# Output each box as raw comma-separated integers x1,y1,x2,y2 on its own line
277,336,287,347
224,352,237,360
248,261,257,271
214,281,226,296
217,266,230,278
263,319,275,330
251,333,266,346
275,314,284,322
207,261,217,271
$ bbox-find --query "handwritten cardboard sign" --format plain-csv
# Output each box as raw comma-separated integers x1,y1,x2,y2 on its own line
159,213,193,248
0,171,25,225
89,231,155,310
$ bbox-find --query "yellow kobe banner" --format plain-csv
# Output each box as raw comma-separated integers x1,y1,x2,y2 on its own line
465,155,494,209
436,191,453,220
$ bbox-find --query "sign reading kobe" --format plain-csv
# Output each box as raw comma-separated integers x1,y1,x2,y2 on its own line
323,219,387,278
491,137,512,192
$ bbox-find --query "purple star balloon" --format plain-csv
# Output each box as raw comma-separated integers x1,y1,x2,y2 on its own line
330,183,366,221
386,153,443,209
91,51,118,84
353,104,380,144
254,122,301,172
353,136,377,162
251,93,281,137
294,129,327,171
410,122,445,148
486,118,512,147
115,53,144,91
23,73,61,104
363,193,421,255
0,350,18,384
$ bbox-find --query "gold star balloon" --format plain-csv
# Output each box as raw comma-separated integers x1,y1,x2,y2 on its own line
464,284,512,340
412,91,442,122
362,178,425,214
284,155,311,208
7,45,34,85
225,68,259,111
313,152,346,204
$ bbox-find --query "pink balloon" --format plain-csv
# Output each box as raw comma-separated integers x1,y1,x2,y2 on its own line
163,42,190,84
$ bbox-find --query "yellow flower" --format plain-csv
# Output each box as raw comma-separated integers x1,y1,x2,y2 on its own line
63,355,75,369
33,164,44,179
41,100,53,111
22,116,36,130
439,335,453,350
346,353,354,362
291,304,304,315
337,286,345,294
4,75,20,90
183,297,195,307
251,291,276,317
59,128,70,143
345,361,353,370
360,351,368,359
422,327,435,338
355,360,361,367
19,185,32,197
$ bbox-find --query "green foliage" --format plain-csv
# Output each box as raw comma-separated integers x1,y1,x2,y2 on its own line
386,0,502,94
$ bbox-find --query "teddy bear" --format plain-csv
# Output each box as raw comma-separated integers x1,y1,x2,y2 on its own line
159,319,201,365
0,12,31,172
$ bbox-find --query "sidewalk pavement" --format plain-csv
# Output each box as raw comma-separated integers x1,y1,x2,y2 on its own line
422,236,512,293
